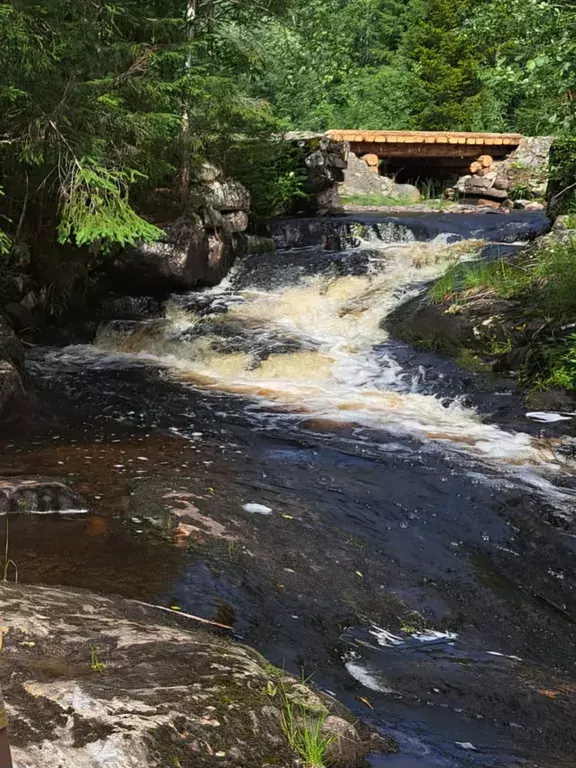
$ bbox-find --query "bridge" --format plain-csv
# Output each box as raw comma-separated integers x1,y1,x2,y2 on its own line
324,130,524,183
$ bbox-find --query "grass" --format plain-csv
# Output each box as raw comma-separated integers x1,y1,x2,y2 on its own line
341,192,444,209
89,644,108,674
266,674,334,767
2,517,18,583
430,258,534,304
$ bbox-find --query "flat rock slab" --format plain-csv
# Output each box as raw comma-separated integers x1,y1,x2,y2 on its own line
0,584,372,768
0,479,88,515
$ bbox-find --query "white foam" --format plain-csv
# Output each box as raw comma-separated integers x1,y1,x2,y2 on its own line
345,662,393,692
243,503,273,515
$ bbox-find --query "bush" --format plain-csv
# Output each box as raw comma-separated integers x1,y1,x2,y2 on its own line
222,138,307,218
549,137,576,216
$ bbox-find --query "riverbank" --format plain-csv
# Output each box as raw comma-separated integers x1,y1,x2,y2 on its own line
387,215,576,408
1,583,377,768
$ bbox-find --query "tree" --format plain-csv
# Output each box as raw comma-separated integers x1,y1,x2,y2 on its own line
0,0,287,252
402,0,491,131
470,0,576,134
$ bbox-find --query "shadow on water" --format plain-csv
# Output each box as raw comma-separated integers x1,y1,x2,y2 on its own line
2,212,576,767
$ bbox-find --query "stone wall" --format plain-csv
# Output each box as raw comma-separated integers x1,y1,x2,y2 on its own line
452,137,554,209
285,133,350,215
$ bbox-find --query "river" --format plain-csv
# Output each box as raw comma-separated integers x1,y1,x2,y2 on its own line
2,211,575,767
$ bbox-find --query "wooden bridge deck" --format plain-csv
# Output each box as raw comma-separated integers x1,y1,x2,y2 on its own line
325,130,523,158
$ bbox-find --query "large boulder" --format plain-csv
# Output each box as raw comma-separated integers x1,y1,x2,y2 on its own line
110,168,251,295
111,216,245,294
0,583,372,768
0,478,87,515
202,180,251,213
341,152,397,199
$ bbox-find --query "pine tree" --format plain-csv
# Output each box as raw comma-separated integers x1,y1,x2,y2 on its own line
401,0,487,130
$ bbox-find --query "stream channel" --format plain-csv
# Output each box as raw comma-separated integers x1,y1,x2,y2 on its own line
2,211,576,768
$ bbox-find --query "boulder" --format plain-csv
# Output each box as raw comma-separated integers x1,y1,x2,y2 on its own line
203,180,251,212
323,715,364,767
192,162,221,185
341,152,396,199
0,584,371,768
112,216,244,293
222,210,249,234
393,183,421,204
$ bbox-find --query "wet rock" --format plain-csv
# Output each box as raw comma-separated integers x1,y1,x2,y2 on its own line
246,235,276,254
386,298,479,355
0,479,87,515
99,296,164,322
0,584,369,768
323,715,364,767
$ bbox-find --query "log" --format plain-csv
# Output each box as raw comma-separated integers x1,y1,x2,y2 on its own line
360,153,379,173
469,161,482,174
478,154,494,168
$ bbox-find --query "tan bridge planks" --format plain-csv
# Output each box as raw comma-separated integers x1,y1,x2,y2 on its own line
326,130,523,148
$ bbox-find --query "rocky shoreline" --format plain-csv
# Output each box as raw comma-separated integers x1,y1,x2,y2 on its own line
386,216,576,412
0,583,384,768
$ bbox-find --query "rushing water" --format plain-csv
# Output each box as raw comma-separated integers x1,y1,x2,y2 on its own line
4,211,576,767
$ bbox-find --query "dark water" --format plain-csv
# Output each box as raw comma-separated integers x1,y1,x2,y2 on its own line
2,212,576,768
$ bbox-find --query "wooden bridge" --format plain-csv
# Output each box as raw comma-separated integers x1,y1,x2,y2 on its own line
325,130,523,158
325,130,524,182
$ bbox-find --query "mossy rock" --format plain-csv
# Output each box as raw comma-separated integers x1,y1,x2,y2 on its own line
0,584,374,768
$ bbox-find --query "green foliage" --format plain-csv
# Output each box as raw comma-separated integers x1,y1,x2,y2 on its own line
0,0,290,255
58,161,163,249
222,139,307,218
549,138,576,215
401,0,490,130
471,0,576,134
430,258,533,304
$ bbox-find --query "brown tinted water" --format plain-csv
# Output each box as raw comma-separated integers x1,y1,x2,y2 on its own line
3,212,576,768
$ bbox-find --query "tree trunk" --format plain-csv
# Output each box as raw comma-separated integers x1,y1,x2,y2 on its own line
179,0,197,195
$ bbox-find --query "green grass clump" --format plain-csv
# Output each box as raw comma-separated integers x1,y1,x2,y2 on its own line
430,258,533,304
342,192,443,209
266,676,334,767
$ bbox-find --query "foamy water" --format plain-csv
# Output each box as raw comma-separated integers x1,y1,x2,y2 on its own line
86,235,571,473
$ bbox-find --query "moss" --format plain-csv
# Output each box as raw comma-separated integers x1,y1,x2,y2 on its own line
456,348,491,372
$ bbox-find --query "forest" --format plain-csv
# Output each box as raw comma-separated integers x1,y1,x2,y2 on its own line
1,0,576,254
